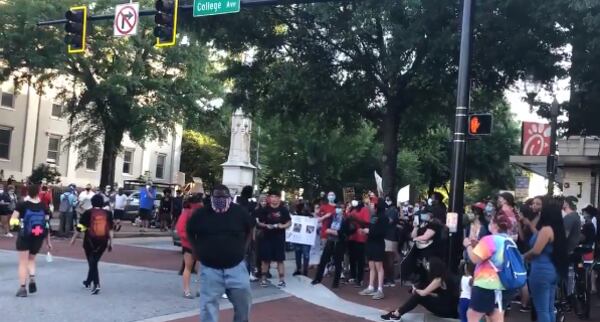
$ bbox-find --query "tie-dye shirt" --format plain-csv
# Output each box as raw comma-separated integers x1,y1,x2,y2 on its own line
472,234,507,290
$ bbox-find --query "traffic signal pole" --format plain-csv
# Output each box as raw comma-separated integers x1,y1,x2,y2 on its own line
37,0,344,26
448,0,474,271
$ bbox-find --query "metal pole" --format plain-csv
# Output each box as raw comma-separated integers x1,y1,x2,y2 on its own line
548,97,559,196
448,0,474,271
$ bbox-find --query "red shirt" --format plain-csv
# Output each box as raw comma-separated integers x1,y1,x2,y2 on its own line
349,207,371,243
319,203,336,239
38,190,53,208
176,203,203,249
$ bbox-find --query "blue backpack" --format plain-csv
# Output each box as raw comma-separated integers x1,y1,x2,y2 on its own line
496,237,527,290
22,208,47,238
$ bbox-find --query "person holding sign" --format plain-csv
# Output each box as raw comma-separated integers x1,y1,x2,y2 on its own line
312,203,354,288
292,202,313,277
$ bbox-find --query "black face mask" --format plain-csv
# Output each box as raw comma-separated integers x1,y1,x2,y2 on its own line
85,188,91,191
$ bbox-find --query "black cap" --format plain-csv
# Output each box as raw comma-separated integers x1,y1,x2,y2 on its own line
212,184,231,197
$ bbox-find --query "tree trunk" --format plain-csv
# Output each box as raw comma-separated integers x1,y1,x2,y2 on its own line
99,130,124,188
381,107,400,198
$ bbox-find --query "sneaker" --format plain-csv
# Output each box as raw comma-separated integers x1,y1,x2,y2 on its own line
91,287,100,295
372,290,385,300
311,279,321,285
359,287,375,296
293,271,301,276
222,293,228,299
184,291,195,299
16,286,27,297
380,311,401,321
277,281,286,288
260,280,269,288
83,281,91,289
249,274,258,282
5,232,14,237
520,306,531,313
28,281,37,294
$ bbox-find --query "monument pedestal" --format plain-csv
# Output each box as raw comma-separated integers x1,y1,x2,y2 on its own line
222,109,256,196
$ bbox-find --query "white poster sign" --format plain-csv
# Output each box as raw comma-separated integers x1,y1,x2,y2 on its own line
374,171,384,196
397,185,410,204
285,215,318,246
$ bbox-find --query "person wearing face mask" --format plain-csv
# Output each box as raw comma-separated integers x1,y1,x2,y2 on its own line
186,185,255,322
58,184,78,237
138,182,156,232
257,190,292,288
312,203,353,288
0,184,13,237
347,199,371,287
318,192,337,243
77,184,95,219
383,196,400,287
411,210,443,283
359,198,388,300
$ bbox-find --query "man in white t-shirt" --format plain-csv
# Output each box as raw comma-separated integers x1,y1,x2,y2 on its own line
78,184,95,214
113,188,128,232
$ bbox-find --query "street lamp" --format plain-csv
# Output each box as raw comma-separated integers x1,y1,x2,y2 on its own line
547,97,560,196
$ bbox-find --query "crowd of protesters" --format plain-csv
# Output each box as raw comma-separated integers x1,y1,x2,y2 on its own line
3,179,600,322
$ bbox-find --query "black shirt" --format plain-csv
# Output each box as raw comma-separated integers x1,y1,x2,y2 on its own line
160,196,172,213
384,207,400,241
258,205,291,240
80,208,114,242
187,203,255,269
368,212,387,243
15,201,50,218
0,192,11,215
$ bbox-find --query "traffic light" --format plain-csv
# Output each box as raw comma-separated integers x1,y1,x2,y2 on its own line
154,0,179,47
467,113,492,136
64,6,88,54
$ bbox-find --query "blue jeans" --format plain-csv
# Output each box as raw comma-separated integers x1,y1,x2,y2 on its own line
529,266,558,322
458,298,470,322
199,261,252,322
294,244,311,273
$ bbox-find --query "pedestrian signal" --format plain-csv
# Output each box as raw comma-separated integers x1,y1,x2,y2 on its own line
468,114,492,136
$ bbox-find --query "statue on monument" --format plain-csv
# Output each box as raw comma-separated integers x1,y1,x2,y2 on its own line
221,109,256,195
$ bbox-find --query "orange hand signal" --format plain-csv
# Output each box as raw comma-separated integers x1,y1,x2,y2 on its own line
470,116,481,134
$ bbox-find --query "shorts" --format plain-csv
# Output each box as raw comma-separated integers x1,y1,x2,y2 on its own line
113,209,125,220
385,240,398,252
139,208,152,220
469,286,500,314
259,238,286,262
366,240,385,262
16,236,45,255
182,247,193,254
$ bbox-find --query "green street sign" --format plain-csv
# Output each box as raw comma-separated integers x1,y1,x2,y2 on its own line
193,0,240,17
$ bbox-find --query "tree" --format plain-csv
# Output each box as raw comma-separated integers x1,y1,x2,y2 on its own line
0,0,221,187
180,130,227,191
190,0,564,195
30,164,62,184
256,113,380,198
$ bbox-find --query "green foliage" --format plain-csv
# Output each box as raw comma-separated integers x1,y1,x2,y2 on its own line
257,114,379,198
29,164,62,185
180,130,227,191
189,0,565,194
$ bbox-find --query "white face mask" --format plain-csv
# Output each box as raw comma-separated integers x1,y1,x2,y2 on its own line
385,200,392,206
427,198,433,206
351,200,359,207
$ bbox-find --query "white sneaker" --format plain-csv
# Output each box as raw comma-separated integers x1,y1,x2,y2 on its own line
4,232,13,238
249,274,258,282
221,293,228,299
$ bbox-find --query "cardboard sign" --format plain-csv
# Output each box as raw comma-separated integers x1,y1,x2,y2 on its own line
446,212,459,233
285,215,318,246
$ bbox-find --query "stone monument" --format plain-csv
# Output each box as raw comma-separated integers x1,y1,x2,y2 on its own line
221,109,256,196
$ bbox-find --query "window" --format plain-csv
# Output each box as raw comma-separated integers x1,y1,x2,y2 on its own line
122,150,133,174
86,156,97,170
156,154,166,179
1,92,14,109
51,104,62,118
0,126,12,159
47,136,61,165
